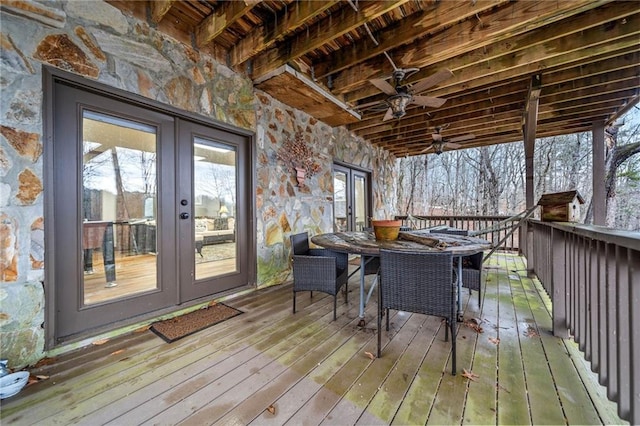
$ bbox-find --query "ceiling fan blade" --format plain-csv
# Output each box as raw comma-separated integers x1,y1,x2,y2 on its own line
446,142,462,149
370,78,396,96
410,69,454,94
431,133,443,142
382,107,395,121
412,95,447,108
448,133,475,143
421,145,435,153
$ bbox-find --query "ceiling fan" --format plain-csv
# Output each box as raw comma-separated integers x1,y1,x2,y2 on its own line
421,125,475,155
360,53,453,121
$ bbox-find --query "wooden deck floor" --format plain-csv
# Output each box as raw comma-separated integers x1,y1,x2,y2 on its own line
1,253,625,425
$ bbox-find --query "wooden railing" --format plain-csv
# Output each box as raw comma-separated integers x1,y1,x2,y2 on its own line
526,221,640,424
394,215,521,251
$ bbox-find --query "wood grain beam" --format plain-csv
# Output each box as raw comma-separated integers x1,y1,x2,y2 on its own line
340,2,639,101
313,0,506,80
249,0,411,81
195,0,260,48
324,0,609,92
150,0,174,24
230,0,339,67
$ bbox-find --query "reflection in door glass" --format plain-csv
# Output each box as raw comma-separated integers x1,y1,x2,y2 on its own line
81,111,158,305
194,138,237,280
333,171,347,231
354,175,366,231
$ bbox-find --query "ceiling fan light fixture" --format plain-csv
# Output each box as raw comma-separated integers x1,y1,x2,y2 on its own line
433,141,445,155
388,93,411,119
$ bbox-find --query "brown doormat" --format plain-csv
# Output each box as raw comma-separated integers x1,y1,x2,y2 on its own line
150,303,243,343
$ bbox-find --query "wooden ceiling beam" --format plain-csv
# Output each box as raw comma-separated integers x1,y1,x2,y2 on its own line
352,78,530,131
150,0,174,24
349,41,638,117
249,0,411,81
382,78,639,132
230,1,339,67
195,0,260,48
324,0,608,93
340,3,639,102
313,0,505,80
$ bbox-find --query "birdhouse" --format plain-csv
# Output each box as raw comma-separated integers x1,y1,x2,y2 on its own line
537,190,585,222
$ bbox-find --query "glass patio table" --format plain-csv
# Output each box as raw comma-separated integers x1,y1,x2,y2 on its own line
311,230,492,324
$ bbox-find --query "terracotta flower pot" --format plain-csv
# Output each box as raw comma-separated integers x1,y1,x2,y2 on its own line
371,219,402,241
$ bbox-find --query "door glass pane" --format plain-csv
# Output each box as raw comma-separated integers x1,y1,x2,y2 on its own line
194,138,237,280
354,175,367,231
82,111,158,305
333,171,348,231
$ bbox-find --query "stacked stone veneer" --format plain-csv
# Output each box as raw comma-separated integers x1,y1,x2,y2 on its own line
0,1,397,368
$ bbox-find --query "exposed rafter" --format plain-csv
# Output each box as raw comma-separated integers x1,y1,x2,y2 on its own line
106,0,640,157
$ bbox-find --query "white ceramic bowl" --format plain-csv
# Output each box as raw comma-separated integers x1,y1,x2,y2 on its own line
0,371,29,399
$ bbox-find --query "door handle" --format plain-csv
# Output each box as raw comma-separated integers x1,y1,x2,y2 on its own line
180,212,189,220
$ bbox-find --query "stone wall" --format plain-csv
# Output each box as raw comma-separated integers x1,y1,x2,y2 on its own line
0,0,396,368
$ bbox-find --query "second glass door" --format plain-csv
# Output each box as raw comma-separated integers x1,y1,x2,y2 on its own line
178,121,250,301
333,164,371,232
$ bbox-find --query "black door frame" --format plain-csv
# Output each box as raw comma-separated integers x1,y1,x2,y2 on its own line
43,67,256,347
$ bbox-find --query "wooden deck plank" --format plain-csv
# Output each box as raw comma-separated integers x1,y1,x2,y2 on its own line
389,317,455,425
321,313,427,425
508,261,566,425
362,315,443,424
462,267,500,424
0,253,625,426
426,313,480,425
174,299,377,425
9,285,329,424
283,312,404,426
106,294,340,425
519,267,606,425
496,255,531,425
249,303,386,425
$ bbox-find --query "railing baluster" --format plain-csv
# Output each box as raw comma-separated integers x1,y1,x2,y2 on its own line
616,246,631,420
526,220,639,424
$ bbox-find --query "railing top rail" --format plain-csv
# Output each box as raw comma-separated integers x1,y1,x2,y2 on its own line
530,220,640,251
395,215,513,221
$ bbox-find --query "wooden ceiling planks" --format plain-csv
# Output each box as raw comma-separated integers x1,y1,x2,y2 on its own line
106,0,640,157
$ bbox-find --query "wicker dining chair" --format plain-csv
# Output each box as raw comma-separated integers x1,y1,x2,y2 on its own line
290,232,349,320
377,249,459,375
430,229,484,307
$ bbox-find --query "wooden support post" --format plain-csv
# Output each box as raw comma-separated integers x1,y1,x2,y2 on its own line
592,122,606,225
523,74,541,270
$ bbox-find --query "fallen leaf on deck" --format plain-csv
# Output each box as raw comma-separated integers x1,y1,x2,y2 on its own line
524,326,539,338
489,337,500,345
364,351,375,360
110,349,125,356
266,405,276,415
462,368,479,381
208,300,218,307
134,325,150,333
36,375,49,380
92,338,109,345
32,357,57,368
464,320,484,333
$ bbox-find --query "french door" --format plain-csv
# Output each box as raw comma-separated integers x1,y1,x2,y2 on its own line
333,163,372,232
49,75,251,343
177,120,250,301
